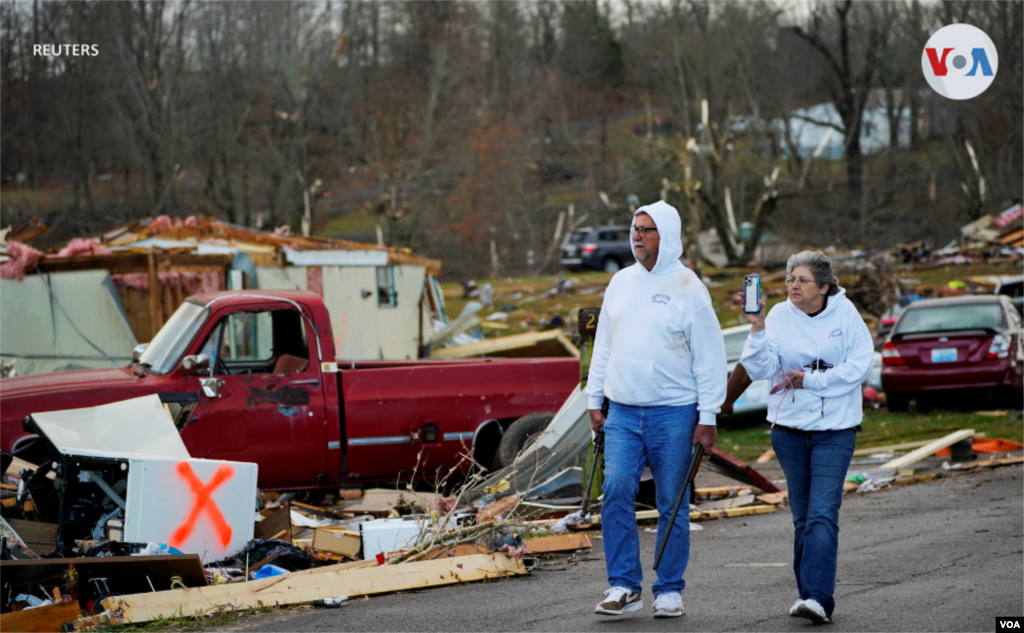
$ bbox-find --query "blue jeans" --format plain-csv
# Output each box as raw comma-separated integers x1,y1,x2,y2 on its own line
601,401,697,597
771,426,856,618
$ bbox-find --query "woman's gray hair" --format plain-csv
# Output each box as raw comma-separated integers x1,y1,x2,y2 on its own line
786,250,840,296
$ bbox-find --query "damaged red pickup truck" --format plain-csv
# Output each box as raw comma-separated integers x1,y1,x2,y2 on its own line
1,291,579,490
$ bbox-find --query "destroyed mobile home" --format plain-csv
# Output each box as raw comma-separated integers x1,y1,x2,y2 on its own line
1,216,575,379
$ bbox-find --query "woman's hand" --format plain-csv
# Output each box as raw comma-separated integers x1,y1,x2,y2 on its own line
734,292,767,332
789,369,805,389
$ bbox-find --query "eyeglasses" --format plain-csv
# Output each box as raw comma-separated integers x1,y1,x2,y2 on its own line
630,226,658,238
785,276,816,286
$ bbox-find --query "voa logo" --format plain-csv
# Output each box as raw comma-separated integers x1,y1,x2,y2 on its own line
922,23,998,100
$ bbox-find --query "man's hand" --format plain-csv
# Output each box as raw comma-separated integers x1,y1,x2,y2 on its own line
693,424,717,450
734,291,766,332
789,369,805,389
589,409,606,433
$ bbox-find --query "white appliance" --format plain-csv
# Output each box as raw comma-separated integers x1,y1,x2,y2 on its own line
26,395,257,558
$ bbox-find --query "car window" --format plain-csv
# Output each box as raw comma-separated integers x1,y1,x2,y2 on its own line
723,330,748,360
566,231,590,245
598,230,628,242
998,281,1023,298
895,303,1004,334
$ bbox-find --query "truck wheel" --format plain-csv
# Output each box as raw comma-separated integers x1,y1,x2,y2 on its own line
886,393,910,412
602,257,621,273
494,412,555,470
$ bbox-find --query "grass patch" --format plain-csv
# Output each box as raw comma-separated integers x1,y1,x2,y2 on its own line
320,212,380,236
719,408,1024,463
100,605,281,632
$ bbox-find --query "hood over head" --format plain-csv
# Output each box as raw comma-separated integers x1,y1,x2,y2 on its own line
633,200,683,275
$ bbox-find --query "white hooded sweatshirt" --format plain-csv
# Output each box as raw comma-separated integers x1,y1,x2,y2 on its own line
739,287,873,431
585,201,727,426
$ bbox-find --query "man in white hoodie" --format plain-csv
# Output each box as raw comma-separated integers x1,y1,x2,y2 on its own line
587,201,726,618
738,250,874,624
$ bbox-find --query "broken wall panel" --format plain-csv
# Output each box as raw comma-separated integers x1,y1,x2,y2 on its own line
0,271,137,375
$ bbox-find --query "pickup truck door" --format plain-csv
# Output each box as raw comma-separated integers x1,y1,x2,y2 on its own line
181,307,328,489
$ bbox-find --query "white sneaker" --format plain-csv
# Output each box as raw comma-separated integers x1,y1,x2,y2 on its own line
595,587,643,615
790,599,804,616
653,592,684,618
794,598,831,624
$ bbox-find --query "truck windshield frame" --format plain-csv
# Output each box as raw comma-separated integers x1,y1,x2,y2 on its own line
137,300,210,375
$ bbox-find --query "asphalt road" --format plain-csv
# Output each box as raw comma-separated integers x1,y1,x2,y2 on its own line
215,463,1023,632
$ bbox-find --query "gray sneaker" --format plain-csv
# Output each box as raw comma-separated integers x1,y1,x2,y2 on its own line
794,598,831,624
595,587,644,615
653,592,684,618
790,599,804,616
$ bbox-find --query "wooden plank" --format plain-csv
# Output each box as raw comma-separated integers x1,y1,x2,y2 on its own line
691,505,777,521
147,250,162,336
755,448,776,463
430,330,569,359
696,494,756,512
852,439,936,456
693,486,755,500
4,519,57,556
1,555,206,594
0,601,82,632
37,253,233,275
755,492,788,505
291,501,347,520
253,505,292,542
70,612,112,630
104,553,525,624
5,456,55,480
944,455,1024,471
881,430,976,470
524,533,592,554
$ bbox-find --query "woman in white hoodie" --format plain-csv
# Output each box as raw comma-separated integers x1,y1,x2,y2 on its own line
738,251,873,625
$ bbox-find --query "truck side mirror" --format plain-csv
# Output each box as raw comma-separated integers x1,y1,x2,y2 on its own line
132,344,149,363
181,354,210,375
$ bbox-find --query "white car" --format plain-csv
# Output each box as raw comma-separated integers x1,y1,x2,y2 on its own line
722,324,769,416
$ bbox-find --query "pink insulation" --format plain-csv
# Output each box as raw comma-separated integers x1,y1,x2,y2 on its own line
1,240,45,281
53,238,113,258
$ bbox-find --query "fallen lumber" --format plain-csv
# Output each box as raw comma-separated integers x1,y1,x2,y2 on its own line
696,494,756,512
525,533,592,553
852,439,937,456
944,455,1024,471
694,486,755,500
527,505,776,528
691,505,777,521
0,601,82,633
104,553,525,624
3,519,57,557
880,430,975,470
69,612,111,630
1,555,206,595
430,330,579,359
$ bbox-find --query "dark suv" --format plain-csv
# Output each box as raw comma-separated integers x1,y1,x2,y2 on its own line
560,226,632,272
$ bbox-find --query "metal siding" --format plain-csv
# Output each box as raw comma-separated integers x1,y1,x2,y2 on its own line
377,265,425,360
320,266,379,359
254,266,306,291
49,271,138,358
1,271,136,374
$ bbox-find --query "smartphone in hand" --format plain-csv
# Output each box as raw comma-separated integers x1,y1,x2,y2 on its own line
743,274,760,314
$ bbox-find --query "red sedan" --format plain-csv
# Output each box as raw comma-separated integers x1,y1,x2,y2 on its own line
881,295,1024,411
